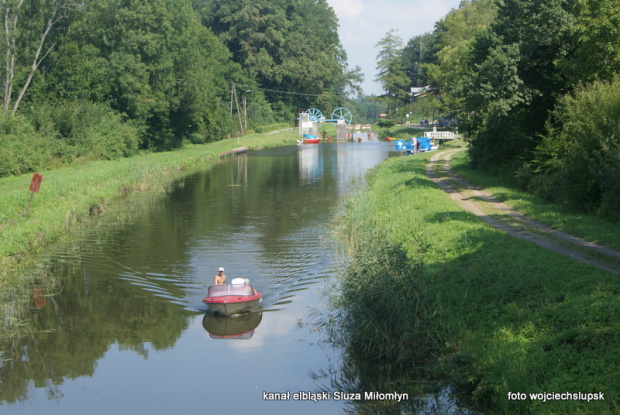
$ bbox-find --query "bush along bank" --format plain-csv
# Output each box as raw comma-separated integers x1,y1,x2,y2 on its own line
0,130,297,338
332,151,619,414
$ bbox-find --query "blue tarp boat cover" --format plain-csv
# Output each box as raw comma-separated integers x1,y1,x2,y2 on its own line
396,137,433,152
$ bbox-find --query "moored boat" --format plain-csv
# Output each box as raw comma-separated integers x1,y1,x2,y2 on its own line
202,279,262,316
298,134,321,144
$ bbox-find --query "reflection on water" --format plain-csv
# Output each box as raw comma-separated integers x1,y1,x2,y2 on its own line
310,344,478,415
0,141,471,414
202,311,263,339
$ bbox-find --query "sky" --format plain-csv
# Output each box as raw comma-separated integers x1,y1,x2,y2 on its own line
325,0,463,96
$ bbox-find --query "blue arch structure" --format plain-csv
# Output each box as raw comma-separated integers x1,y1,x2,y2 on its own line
301,107,353,125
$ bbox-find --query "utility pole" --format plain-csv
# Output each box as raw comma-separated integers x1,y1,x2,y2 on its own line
231,83,244,135
242,90,250,133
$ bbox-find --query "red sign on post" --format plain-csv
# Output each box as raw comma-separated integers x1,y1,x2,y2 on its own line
29,173,43,193
25,173,43,218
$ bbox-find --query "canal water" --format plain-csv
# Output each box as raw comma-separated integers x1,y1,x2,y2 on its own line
1,140,468,414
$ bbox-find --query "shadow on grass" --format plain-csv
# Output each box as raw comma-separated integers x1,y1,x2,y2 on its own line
383,158,442,189
334,206,619,414
426,210,480,225
429,226,618,413
331,145,620,414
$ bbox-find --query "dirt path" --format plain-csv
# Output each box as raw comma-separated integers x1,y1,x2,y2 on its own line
264,127,295,135
427,150,620,275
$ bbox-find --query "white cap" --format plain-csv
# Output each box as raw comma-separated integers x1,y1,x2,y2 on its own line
218,267,224,272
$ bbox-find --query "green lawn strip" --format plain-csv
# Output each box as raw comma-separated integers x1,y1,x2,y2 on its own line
433,160,620,272
340,152,619,414
450,151,620,251
0,130,298,284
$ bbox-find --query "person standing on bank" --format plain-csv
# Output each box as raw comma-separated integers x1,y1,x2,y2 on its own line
214,267,226,285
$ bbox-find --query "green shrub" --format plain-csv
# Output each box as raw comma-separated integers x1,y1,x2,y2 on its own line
0,115,53,177
82,110,140,159
528,77,620,219
28,101,140,160
376,118,396,128
246,95,276,129
0,102,141,177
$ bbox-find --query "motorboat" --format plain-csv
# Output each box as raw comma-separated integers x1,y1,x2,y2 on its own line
202,278,262,316
202,310,262,339
298,134,321,144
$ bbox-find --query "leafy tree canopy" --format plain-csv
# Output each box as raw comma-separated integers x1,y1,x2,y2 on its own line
401,32,437,88
456,0,576,169
199,0,359,114
375,29,410,109
29,0,239,150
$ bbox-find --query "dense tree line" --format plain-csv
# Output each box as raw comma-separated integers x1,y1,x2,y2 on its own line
377,0,620,218
0,0,360,177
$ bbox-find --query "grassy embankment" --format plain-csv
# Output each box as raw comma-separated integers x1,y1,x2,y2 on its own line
450,151,620,251
0,128,298,285
335,138,619,414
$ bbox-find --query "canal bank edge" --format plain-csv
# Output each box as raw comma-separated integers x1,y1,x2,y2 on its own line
0,131,298,287
334,149,618,414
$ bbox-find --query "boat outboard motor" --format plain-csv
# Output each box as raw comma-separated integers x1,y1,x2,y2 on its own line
231,278,250,285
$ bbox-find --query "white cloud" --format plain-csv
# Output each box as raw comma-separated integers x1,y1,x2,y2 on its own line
329,0,366,17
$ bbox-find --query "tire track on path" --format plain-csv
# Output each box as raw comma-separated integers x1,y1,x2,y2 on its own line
426,150,620,275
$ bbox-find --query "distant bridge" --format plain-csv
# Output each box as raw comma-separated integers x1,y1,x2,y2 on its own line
424,131,456,140
301,107,353,125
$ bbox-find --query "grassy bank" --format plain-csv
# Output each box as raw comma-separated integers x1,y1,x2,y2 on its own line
334,148,619,414
450,151,620,250
0,130,298,284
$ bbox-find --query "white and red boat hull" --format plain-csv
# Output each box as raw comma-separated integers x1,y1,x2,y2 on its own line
202,283,262,316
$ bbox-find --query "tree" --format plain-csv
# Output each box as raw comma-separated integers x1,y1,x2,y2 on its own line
375,29,409,112
45,0,236,149
423,0,497,93
200,0,356,114
457,0,576,170
560,0,620,85
459,37,534,168
350,95,386,124
401,32,436,88
1,0,75,114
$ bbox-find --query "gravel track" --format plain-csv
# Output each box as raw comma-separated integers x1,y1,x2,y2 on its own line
427,150,620,275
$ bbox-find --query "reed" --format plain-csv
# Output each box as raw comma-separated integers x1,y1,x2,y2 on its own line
330,190,442,365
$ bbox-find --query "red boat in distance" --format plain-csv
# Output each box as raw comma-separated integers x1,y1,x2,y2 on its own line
299,134,320,144
202,279,262,316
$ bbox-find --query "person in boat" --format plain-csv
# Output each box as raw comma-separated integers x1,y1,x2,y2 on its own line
214,267,226,285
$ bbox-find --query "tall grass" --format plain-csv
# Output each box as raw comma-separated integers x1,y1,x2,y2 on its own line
330,150,619,414
332,193,441,364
